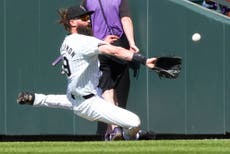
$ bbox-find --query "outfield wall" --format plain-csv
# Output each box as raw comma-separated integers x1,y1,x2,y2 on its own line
129,0,230,134
1,0,230,135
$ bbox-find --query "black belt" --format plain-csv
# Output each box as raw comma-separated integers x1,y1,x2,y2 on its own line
71,94,95,100
83,93,95,99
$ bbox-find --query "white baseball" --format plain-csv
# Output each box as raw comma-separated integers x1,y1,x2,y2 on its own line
192,33,201,41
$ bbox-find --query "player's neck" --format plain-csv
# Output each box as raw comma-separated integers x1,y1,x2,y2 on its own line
70,27,78,34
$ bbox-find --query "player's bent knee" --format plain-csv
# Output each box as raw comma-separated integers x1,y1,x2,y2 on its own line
130,114,141,128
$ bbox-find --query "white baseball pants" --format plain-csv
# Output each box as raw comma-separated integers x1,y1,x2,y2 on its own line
33,94,140,134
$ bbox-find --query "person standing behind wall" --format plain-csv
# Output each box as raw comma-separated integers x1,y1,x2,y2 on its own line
202,0,230,17
82,0,139,139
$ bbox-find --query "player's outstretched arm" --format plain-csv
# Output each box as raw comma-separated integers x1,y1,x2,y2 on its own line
98,44,133,61
98,44,156,68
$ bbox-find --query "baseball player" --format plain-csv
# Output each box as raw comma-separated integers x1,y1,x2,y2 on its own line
17,5,157,140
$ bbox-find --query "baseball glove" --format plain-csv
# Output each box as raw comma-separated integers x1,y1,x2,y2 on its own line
152,56,182,79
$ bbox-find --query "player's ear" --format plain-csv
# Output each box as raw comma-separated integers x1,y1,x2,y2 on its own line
69,19,77,27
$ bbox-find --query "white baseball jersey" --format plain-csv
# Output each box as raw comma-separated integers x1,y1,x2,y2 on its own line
32,33,141,139
60,33,104,99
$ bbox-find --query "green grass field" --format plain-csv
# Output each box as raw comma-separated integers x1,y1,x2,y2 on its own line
1,139,230,154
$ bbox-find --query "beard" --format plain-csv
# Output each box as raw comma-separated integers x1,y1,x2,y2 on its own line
77,25,93,36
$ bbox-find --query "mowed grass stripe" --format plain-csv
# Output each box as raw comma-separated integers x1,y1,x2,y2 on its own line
0,140,230,153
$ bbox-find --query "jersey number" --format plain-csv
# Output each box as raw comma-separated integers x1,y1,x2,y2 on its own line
62,57,71,76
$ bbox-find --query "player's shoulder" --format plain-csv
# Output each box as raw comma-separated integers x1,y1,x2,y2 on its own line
63,34,84,45
65,34,98,41
79,34,105,45
63,33,105,48
65,33,80,40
